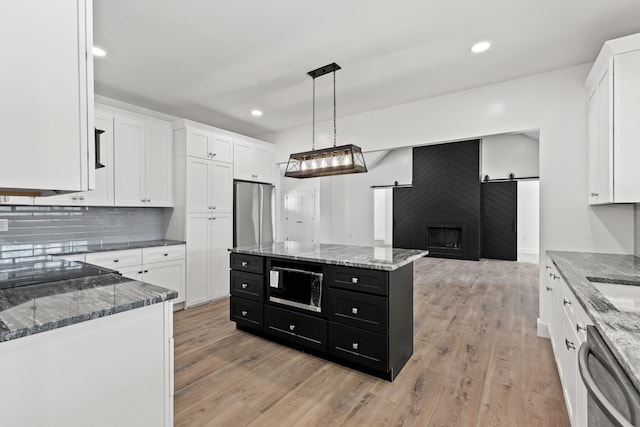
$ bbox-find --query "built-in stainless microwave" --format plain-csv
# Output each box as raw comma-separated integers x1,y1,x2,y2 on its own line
268,266,323,313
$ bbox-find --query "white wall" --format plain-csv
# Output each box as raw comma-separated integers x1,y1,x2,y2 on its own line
374,189,386,241
517,180,540,263
262,64,635,331
482,133,539,180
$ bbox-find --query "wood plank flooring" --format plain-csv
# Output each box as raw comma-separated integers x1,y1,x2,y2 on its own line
174,257,569,426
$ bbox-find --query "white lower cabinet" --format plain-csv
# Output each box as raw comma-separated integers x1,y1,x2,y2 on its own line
184,212,232,307
547,255,593,427
85,245,186,305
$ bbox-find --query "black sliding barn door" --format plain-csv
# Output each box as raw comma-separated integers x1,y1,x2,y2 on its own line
481,181,517,261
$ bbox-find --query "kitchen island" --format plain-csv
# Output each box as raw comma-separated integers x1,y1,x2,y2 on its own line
229,242,427,380
0,257,177,427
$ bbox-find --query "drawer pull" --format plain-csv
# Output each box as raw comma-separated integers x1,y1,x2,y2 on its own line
563,299,572,306
138,270,143,274
352,342,359,350
576,323,586,333
546,286,552,292
565,338,575,351
351,277,359,284
241,261,248,267
351,307,359,315
289,324,295,331
241,310,248,316
114,259,119,263
143,269,148,273
241,283,248,289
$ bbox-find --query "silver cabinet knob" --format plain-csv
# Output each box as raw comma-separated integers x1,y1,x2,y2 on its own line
212,206,217,209
576,323,586,333
352,342,359,350
546,286,552,292
289,324,295,331
241,310,248,316
545,266,551,270
141,198,146,202
72,195,78,200
563,299,572,306
208,152,213,157
241,261,248,267
351,277,359,284
565,338,575,350
241,283,248,289
79,195,85,200
212,153,217,157
351,307,359,315
591,192,600,197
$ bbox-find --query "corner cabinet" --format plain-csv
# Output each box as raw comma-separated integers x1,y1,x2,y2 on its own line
233,138,274,183
0,0,94,195
586,33,640,204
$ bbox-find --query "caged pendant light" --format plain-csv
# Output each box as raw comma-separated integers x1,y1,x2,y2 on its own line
284,63,367,179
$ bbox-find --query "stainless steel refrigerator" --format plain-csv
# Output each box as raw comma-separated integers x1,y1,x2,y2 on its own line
233,180,275,247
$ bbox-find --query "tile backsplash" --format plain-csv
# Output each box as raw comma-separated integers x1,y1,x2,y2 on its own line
0,205,167,249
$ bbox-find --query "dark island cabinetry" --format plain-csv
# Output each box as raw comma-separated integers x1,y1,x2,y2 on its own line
229,247,421,381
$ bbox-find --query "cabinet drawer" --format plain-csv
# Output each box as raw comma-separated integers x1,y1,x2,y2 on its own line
331,266,388,296
230,270,264,302
231,253,264,275
86,249,142,269
328,322,388,372
327,288,388,334
143,244,185,264
230,297,263,332
264,305,327,352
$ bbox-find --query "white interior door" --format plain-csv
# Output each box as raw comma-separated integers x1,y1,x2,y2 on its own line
283,190,315,242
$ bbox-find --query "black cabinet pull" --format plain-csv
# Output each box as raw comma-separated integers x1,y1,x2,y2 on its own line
94,128,106,169
565,339,575,350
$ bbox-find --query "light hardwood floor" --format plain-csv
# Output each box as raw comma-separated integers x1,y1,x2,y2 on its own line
174,257,569,426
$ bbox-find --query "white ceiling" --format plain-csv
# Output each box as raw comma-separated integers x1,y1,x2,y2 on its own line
94,0,640,137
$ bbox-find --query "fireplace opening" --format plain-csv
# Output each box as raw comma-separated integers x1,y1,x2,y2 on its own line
424,221,467,258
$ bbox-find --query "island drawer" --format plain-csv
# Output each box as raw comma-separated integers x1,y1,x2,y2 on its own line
328,322,388,372
231,253,264,275
264,305,327,352
331,266,388,296
230,270,264,302
327,288,388,334
230,297,263,331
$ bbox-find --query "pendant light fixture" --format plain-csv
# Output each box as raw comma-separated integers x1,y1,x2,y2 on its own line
284,63,367,178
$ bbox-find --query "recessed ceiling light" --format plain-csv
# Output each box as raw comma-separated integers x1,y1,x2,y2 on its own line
470,41,491,54
251,110,263,117
92,46,106,57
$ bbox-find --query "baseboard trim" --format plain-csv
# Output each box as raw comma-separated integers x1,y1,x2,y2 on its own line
537,318,550,338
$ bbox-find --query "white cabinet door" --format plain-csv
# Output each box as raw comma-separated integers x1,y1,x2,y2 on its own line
146,124,173,207
81,111,115,206
211,214,232,300
186,129,211,160
34,193,79,206
0,196,34,205
211,134,233,163
186,158,211,213
145,260,185,304
211,161,233,213
596,69,613,204
114,117,146,206
233,140,254,181
562,313,579,426
0,0,93,194
185,213,212,307
253,144,273,183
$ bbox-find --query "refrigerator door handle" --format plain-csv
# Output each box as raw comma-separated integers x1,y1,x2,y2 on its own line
258,184,263,245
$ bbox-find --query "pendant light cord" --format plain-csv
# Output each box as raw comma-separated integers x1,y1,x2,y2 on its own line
333,71,337,147
312,78,316,151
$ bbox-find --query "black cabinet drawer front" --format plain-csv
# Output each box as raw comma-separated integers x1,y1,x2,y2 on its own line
230,297,263,331
332,266,388,296
328,322,388,372
264,306,327,352
230,253,264,274
230,270,264,302
328,289,388,334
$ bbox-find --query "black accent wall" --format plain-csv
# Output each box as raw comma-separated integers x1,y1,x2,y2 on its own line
393,140,481,260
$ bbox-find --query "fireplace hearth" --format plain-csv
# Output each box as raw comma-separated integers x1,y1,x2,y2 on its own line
424,222,467,258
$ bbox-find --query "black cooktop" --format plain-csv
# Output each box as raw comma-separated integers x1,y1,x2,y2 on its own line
0,258,115,290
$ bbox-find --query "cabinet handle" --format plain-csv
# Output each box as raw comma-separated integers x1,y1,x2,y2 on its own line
351,307,359,315
143,269,148,273
138,270,143,274
241,283,248,289
352,342,359,351
591,192,600,197
289,324,295,331
545,266,551,270
563,299,572,306
565,338,575,350
164,253,168,257
212,217,217,220
212,206,217,209
78,195,85,200
351,277,359,284
577,323,586,333
113,259,119,263
141,198,146,202
241,261,248,267
212,153,217,157
546,286,553,292
72,195,78,200
208,153,213,157
241,310,248,316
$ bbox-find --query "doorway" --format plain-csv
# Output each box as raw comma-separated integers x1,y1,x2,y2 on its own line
373,188,393,246
283,189,316,242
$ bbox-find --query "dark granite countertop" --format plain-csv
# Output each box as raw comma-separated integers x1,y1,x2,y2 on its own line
231,242,428,271
0,271,177,342
547,251,640,391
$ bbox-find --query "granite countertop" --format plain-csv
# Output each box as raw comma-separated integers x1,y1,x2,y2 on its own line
0,271,177,343
548,251,640,391
231,242,428,271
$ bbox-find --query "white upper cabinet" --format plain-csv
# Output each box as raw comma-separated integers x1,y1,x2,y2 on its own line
586,33,640,204
233,138,274,183
0,0,94,196
114,112,173,207
211,135,234,163
175,122,234,163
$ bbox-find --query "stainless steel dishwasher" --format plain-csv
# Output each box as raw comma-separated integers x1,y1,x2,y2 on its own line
579,326,640,427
